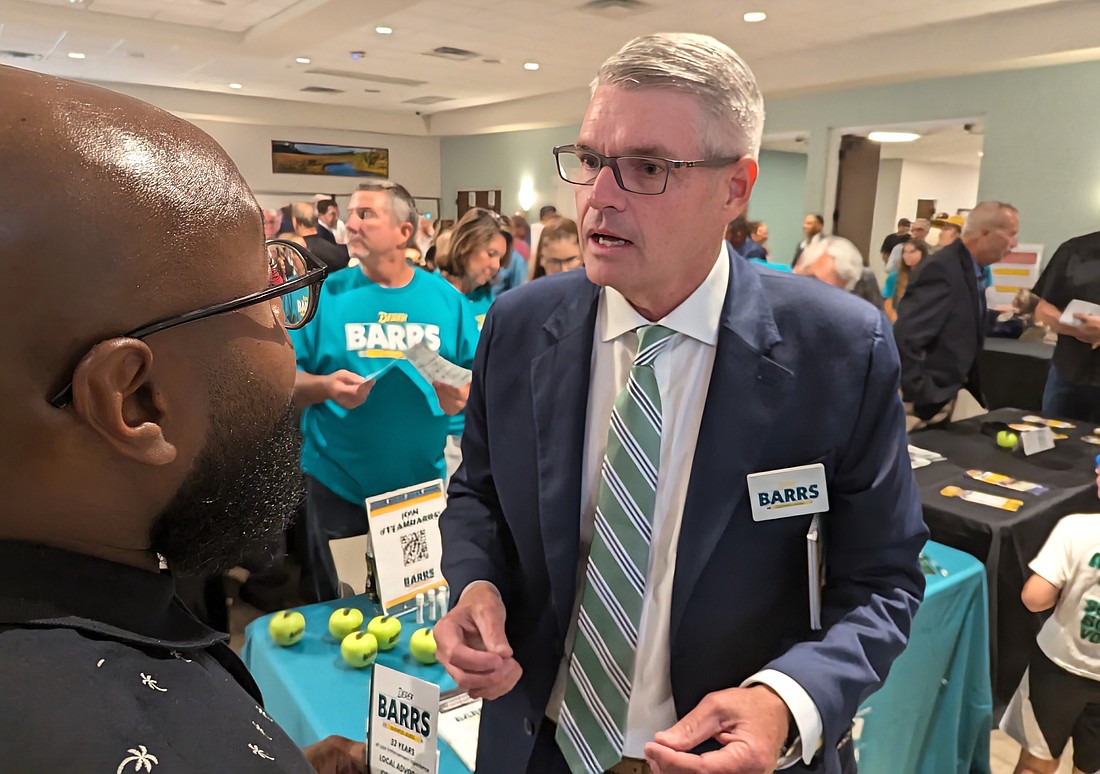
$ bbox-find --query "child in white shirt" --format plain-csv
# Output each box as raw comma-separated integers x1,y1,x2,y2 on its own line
1001,474,1100,774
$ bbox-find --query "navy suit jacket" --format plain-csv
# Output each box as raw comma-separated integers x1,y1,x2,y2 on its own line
893,239,986,418
441,252,927,773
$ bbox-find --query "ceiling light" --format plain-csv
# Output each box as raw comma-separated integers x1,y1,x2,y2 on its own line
524,62,540,71
67,52,86,59
350,51,365,60
743,11,767,22
978,151,985,157
868,131,921,143
228,82,243,89
375,26,393,35
295,57,311,64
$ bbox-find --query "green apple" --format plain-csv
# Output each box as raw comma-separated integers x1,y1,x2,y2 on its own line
268,610,306,647
996,430,1019,449
409,627,437,665
328,607,364,640
367,615,402,651
341,631,379,668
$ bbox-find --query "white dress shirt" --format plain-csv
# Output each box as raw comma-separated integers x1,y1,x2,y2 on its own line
545,246,821,765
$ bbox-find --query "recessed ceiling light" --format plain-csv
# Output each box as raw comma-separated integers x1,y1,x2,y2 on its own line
868,131,921,143
524,62,540,71
67,51,86,59
978,151,985,157
375,26,393,35
350,51,365,60
743,11,767,22
228,82,243,89
295,57,311,64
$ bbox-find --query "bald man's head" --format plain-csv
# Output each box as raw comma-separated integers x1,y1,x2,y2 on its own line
962,201,1019,265
0,66,303,574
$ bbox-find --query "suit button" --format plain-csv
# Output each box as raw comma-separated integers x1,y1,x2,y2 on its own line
524,718,535,736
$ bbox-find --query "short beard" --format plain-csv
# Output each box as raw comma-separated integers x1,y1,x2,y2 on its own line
149,356,304,577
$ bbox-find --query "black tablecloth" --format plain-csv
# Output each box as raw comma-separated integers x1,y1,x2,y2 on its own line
980,338,1053,411
911,408,1099,705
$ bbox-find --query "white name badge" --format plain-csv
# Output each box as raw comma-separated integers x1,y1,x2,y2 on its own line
748,463,829,521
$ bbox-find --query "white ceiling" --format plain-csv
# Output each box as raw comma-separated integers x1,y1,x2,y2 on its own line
1,0,1098,133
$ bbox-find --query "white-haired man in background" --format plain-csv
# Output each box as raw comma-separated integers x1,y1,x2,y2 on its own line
796,236,885,310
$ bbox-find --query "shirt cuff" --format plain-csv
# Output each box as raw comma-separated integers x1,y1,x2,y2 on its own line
457,580,501,604
742,669,822,768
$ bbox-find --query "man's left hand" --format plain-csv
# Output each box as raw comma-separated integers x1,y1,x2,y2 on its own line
434,382,470,416
644,685,791,774
301,735,367,774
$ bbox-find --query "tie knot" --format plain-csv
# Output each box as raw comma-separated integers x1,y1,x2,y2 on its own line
634,324,675,367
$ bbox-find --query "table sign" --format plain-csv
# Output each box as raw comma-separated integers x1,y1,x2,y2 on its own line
369,664,440,774
1021,426,1055,456
367,480,448,614
438,691,482,771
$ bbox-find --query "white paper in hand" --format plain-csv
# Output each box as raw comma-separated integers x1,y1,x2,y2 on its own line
405,341,472,388
1059,299,1100,327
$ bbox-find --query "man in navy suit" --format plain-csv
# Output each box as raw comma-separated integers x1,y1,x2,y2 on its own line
437,33,926,774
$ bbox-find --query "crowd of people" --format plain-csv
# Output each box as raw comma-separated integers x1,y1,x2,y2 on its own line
7,24,1100,774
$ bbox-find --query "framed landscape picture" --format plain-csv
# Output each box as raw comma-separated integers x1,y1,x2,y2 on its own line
271,140,389,178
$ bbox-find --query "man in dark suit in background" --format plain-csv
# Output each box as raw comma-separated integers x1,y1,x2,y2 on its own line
436,32,926,774
894,201,1019,430
292,201,349,272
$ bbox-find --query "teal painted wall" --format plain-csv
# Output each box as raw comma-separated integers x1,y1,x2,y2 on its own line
440,125,578,220
748,150,810,265
764,58,1100,258
440,57,1100,261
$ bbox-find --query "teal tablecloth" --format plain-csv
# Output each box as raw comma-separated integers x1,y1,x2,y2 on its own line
243,541,990,774
854,540,992,774
242,598,471,773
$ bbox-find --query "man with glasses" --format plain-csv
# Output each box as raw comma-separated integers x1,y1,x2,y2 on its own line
291,180,480,602
0,66,364,772
436,33,925,774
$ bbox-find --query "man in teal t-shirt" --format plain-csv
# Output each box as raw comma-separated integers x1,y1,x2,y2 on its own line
292,181,479,601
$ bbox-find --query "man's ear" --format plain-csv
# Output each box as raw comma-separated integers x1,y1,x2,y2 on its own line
70,338,177,466
722,156,758,217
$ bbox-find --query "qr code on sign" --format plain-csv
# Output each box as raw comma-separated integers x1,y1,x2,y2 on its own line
400,529,430,567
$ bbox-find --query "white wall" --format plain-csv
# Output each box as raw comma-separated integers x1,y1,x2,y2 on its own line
893,161,980,224
868,160,905,282
189,119,441,213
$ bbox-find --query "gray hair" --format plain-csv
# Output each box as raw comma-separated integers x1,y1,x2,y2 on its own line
356,180,418,237
912,218,931,230
801,236,864,291
291,201,317,229
963,201,1017,238
594,33,764,158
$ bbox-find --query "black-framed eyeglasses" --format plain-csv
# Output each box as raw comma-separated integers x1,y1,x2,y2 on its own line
47,239,328,408
553,144,741,195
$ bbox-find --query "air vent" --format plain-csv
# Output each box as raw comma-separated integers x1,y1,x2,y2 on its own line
364,88,381,93
402,96,453,105
579,0,648,17
0,50,43,61
300,85,345,94
305,67,425,87
425,46,478,61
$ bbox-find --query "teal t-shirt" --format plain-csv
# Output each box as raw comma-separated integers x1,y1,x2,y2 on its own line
446,283,495,437
290,267,480,504
883,270,899,301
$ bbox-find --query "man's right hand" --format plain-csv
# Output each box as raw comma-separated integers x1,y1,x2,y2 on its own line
328,370,374,410
434,583,522,700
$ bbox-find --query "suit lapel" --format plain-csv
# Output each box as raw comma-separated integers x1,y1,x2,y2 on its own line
671,256,794,641
531,279,601,636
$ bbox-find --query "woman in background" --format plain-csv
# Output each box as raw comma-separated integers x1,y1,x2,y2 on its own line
436,207,512,329
884,239,930,323
530,216,582,280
